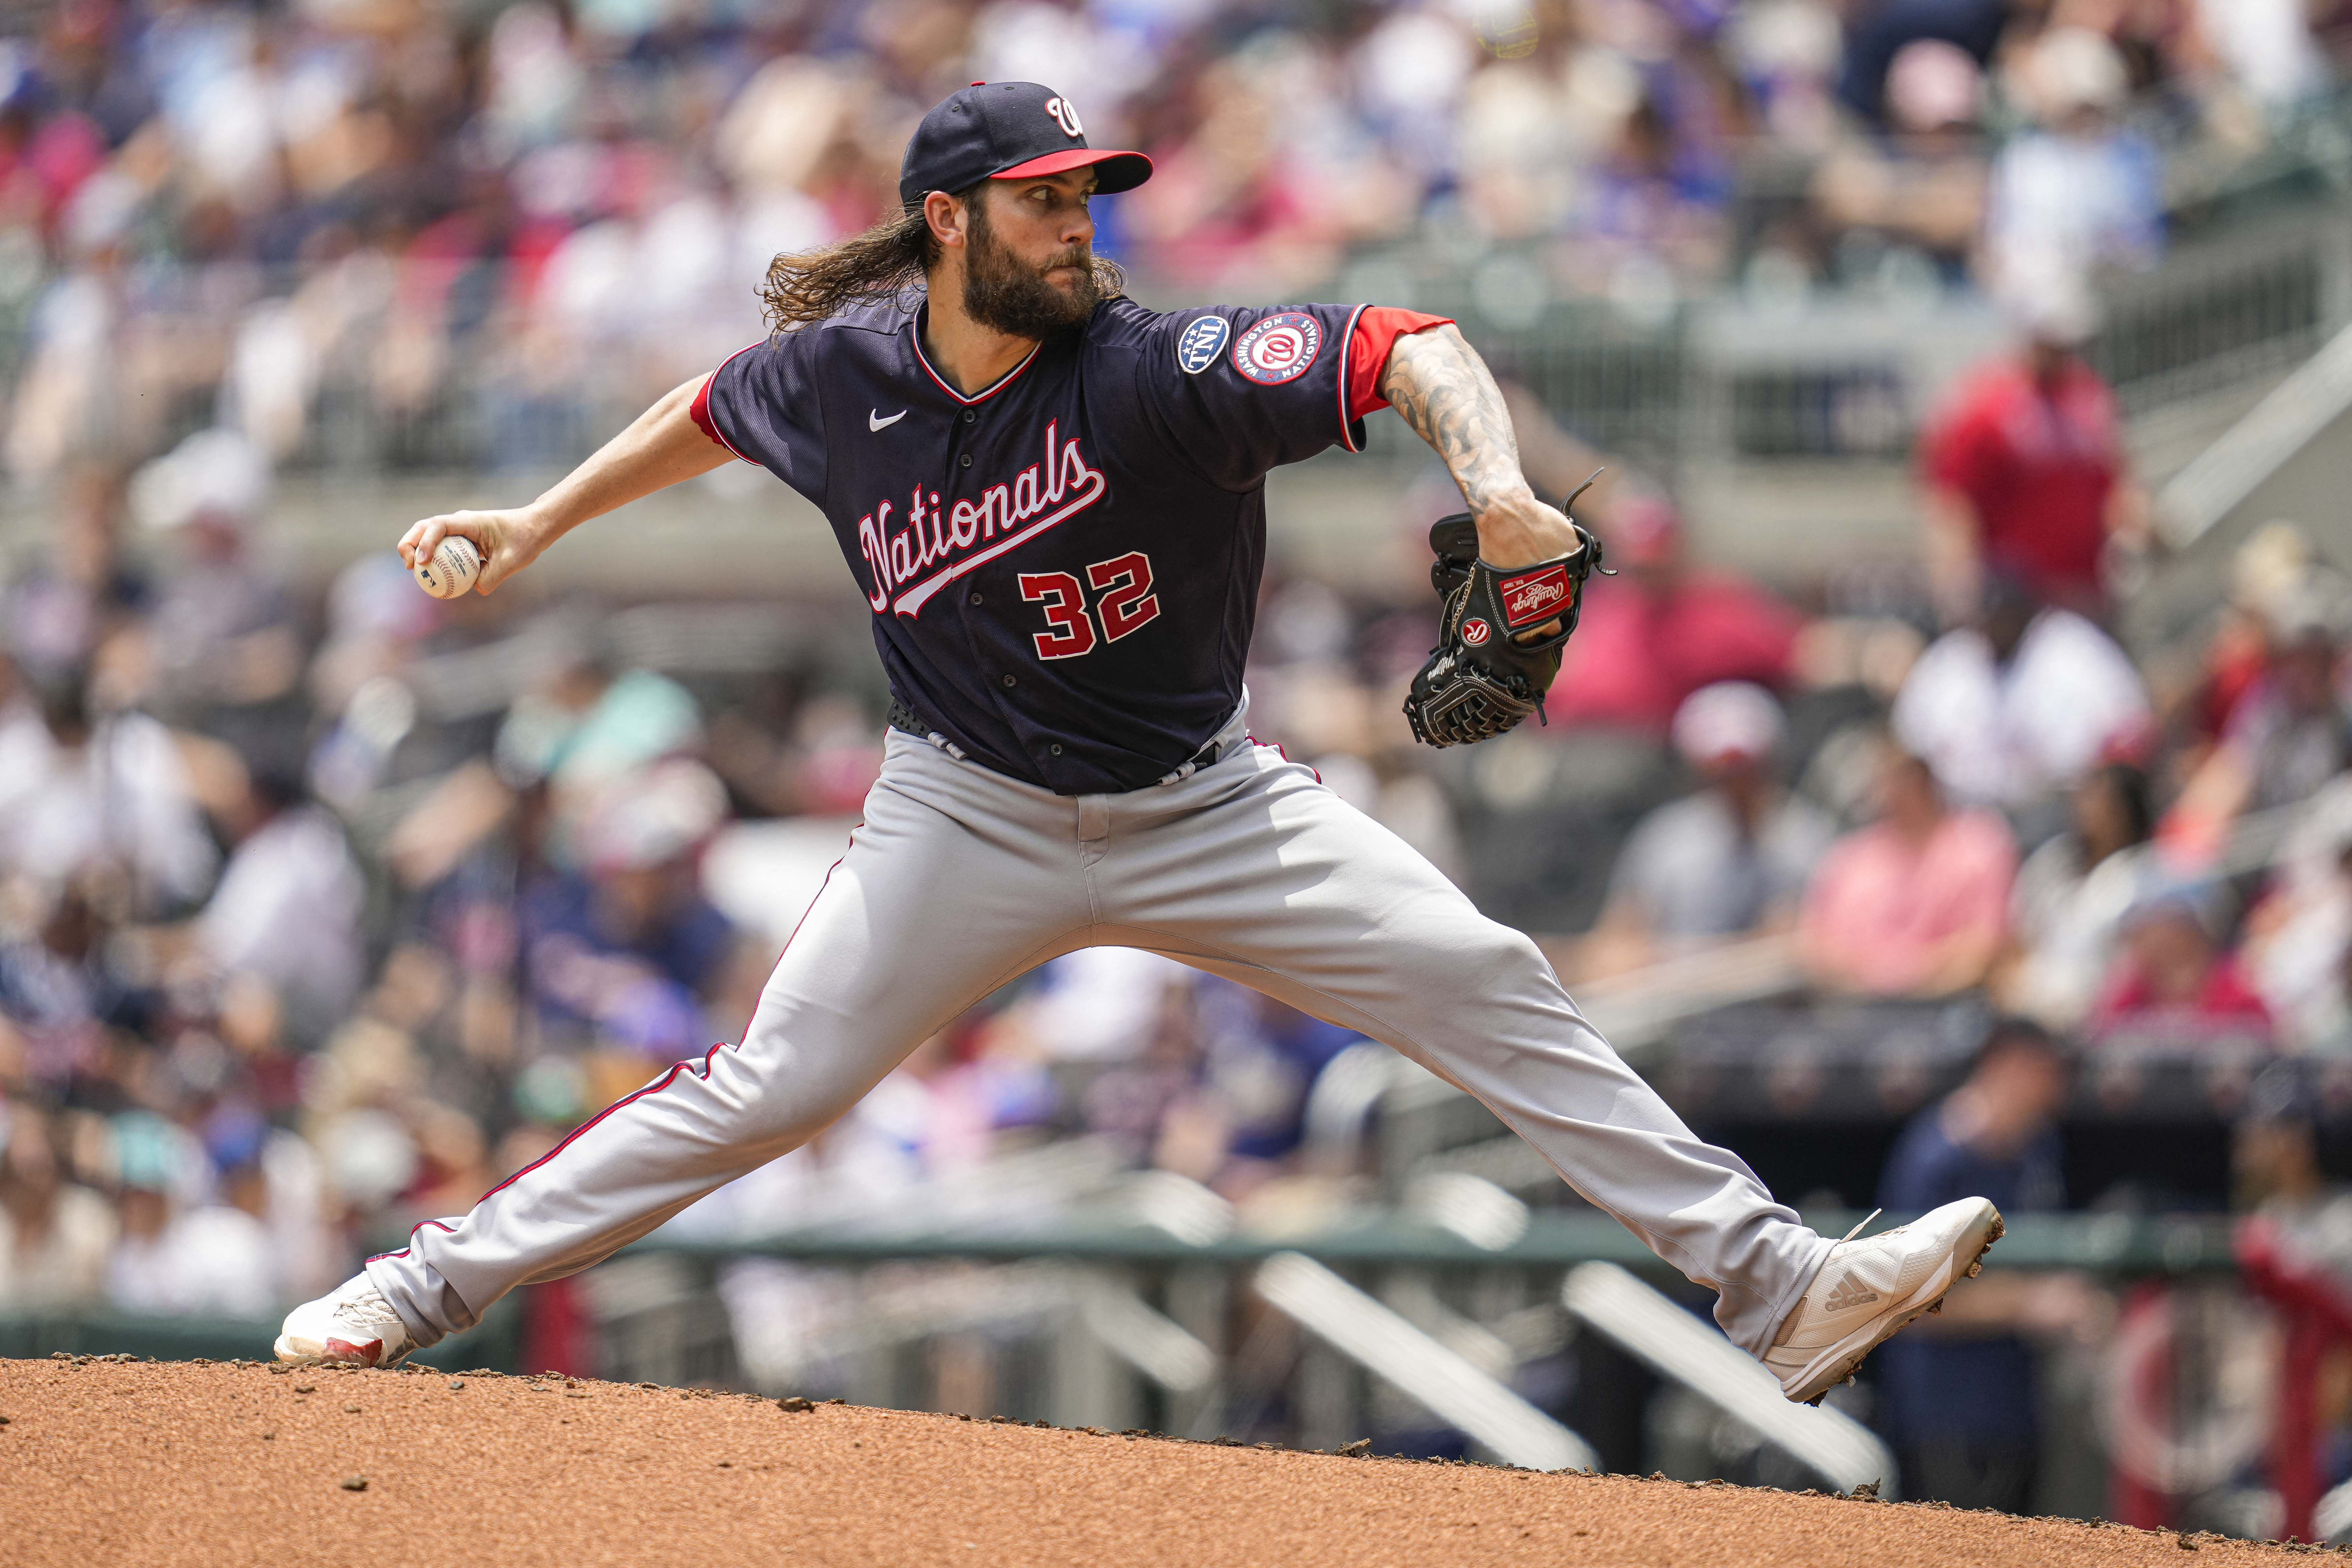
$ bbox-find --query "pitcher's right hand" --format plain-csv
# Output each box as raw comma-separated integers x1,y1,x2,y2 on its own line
397,507,548,597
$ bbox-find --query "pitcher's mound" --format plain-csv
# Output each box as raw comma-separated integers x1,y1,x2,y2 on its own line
0,1357,2307,1566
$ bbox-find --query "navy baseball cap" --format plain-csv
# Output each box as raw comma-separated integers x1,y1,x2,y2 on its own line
898,82,1152,209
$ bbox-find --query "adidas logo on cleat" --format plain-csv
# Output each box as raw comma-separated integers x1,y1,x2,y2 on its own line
1820,1275,1880,1313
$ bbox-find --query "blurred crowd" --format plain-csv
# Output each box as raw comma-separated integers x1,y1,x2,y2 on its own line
1,0,2350,484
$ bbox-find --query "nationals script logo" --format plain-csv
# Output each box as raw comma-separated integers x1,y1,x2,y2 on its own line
1500,564,1570,630
858,420,1107,617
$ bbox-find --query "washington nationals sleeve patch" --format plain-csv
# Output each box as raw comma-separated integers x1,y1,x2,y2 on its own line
1232,312,1322,385
1176,315,1230,375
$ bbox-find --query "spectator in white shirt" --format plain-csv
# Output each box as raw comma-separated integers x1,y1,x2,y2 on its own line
1580,682,1837,978
104,1111,280,1319
1984,29,2163,289
1892,573,2152,819
195,769,366,1050
0,671,219,915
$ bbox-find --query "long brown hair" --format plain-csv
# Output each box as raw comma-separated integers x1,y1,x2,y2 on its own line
757,187,1126,330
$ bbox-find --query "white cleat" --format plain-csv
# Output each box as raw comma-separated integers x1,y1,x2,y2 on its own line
274,1274,414,1368
1763,1197,2005,1405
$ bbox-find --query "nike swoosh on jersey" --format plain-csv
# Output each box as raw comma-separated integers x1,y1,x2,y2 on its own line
869,409,907,432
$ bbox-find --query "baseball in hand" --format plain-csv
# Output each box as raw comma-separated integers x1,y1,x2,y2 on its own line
412,534,482,599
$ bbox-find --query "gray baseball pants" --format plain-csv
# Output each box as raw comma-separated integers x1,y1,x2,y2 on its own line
366,712,1832,1356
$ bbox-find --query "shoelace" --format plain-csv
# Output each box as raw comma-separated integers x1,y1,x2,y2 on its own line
342,1289,414,1364
341,1288,403,1332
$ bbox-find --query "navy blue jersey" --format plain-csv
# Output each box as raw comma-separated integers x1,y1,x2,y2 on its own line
697,295,1375,794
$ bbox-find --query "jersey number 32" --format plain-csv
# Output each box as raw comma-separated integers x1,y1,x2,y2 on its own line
1018,552,1160,660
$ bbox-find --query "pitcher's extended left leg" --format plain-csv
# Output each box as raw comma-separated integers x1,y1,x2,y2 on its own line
282,735,1098,1364
1097,746,1832,1356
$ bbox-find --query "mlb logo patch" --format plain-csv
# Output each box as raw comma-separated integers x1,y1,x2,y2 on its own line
1232,312,1321,385
1499,564,1571,630
1176,315,1229,375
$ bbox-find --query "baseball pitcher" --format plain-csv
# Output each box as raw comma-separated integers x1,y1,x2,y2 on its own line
278,82,2000,1407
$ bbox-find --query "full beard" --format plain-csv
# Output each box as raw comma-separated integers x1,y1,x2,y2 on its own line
959,204,1102,339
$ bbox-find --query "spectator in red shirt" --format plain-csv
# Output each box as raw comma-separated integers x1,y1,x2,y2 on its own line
1918,268,2148,624
1547,489,1805,734
2089,884,2273,1042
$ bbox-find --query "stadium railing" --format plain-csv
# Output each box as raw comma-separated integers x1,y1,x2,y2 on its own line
0,1208,2234,1455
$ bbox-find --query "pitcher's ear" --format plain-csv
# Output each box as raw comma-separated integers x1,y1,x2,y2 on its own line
923,190,968,250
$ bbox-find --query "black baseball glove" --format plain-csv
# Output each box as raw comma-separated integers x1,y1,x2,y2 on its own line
1403,474,1610,749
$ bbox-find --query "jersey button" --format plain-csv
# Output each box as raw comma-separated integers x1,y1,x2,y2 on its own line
959,453,973,468
969,592,982,605
1050,744,1063,755
962,411,976,425
1002,674,1016,687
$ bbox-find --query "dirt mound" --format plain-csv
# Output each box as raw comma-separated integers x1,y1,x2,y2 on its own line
0,1357,2313,1567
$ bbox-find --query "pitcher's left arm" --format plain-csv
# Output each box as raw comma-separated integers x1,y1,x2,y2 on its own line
1380,324,1582,572
1380,324,1610,748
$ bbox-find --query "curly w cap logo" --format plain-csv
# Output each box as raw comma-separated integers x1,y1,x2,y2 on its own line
1232,312,1321,385
1045,96,1084,138
1499,564,1571,629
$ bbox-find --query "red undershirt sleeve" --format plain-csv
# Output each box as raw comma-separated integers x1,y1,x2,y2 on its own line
1347,307,1456,422
688,372,729,453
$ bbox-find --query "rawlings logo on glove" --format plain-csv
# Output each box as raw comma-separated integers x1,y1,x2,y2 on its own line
1500,567,1571,628
1403,473,1610,750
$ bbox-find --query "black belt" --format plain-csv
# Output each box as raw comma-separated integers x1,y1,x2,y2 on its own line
887,697,1226,779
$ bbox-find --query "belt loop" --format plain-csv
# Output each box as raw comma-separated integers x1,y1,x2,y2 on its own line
886,696,966,762
1155,702,1252,787
1077,796,1111,842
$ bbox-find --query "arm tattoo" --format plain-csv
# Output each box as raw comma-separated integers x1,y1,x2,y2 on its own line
1379,324,1526,515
